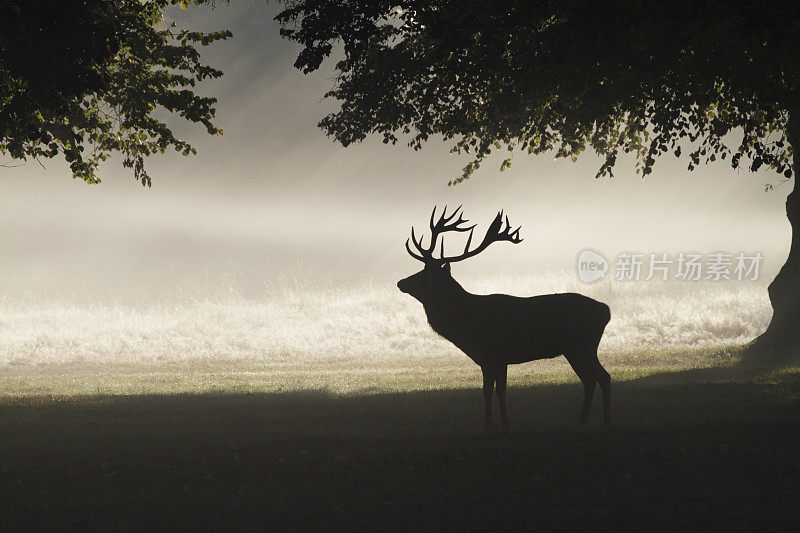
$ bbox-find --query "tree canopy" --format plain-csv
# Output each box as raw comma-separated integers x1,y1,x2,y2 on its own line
0,0,230,186
276,0,800,185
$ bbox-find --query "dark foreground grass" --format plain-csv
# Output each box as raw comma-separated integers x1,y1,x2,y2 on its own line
1,365,799,531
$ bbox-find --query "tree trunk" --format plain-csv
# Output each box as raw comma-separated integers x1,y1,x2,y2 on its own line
750,108,800,359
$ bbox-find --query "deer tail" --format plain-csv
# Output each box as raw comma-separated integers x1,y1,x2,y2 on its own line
599,302,611,326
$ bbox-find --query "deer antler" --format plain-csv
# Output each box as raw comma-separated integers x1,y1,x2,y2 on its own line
406,205,475,263
405,207,522,264
445,210,523,263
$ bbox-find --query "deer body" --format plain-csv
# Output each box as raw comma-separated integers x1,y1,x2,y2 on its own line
419,286,610,366
398,207,612,428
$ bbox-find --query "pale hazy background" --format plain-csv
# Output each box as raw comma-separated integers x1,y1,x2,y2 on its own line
0,2,789,302
0,3,787,375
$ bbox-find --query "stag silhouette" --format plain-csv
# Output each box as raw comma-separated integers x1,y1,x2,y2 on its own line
397,207,612,428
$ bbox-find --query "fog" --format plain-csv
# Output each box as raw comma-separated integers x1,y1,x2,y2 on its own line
0,2,790,303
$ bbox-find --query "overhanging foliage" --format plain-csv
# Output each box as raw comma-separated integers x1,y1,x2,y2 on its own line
0,0,231,185
276,1,799,184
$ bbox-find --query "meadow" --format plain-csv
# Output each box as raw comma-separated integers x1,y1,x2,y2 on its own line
0,271,771,392
2,272,798,530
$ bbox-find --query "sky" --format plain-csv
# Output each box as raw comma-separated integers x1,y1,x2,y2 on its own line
0,2,792,302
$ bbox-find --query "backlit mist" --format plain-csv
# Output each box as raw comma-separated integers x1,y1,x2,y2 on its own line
0,3,788,355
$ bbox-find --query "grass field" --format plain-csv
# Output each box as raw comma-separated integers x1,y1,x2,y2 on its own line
2,273,798,529
1,361,799,530
0,271,771,371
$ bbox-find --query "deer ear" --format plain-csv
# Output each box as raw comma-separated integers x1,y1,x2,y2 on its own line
441,262,451,274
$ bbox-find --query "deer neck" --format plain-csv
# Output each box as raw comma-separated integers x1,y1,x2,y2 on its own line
422,279,469,334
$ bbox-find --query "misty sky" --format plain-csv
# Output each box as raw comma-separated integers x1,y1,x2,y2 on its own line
0,2,791,300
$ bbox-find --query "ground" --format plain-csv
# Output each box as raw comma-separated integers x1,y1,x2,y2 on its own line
2,354,799,531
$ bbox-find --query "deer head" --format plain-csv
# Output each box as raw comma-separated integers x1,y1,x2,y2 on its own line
397,206,523,302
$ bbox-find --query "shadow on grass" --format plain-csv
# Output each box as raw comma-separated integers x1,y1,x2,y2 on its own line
1,363,799,530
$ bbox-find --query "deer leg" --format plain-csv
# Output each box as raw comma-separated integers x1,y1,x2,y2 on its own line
495,365,509,429
566,354,597,425
481,367,495,430
596,362,612,425
579,375,597,425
